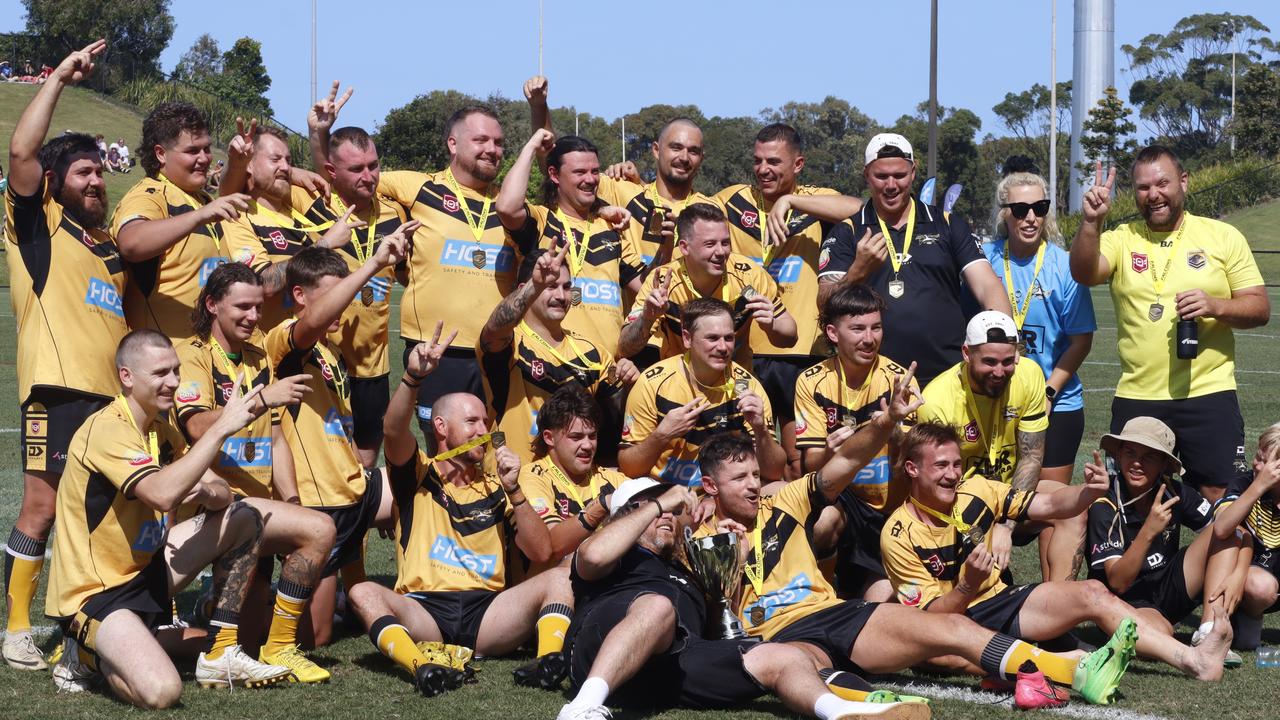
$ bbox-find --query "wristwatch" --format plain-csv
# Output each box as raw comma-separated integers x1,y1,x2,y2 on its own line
1045,385,1057,403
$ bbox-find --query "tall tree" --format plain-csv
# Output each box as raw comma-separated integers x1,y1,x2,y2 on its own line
891,103,989,221
1123,12,1278,161
761,96,878,195
214,37,272,115
992,82,1072,171
173,33,221,83
1076,87,1138,185
1233,65,1280,158
22,0,174,90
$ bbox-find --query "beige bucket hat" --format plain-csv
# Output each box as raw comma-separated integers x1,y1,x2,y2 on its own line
1100,416,1182,475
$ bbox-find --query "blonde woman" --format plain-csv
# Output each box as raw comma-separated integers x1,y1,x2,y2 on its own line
984,171,1095,580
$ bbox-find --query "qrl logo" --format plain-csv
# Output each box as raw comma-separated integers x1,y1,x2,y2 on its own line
741,210,758,228
1131,252,1149,273
443,194,460,213
825,407,839,429
270,230,288,250
530,359,545,380
319,360,334,381
964,421,979,443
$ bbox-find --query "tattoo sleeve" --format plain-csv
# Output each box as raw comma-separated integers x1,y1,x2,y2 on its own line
481,280,540,351
261,261,289,295
209,502,264,617
1011,429,1046,493
617,315,656,359
279,550,320,589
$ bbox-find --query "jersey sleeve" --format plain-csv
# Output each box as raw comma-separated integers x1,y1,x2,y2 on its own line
1177,482,1215,532
817,220,855,281
917,376,958,427
174,342,217,425
880,516,946,608
110,184,168,233
618,230,645,287
223,215,269,271
1015,361,1049,434
621,370,660,446
1098,228,1124,281
1086,499,1124,568
773,472,827,520
983,478,1035,523
515,203,550,251
387,446,427,508
519,463,561,526
793,368,828,450
943,213,986,274
1221,223,1265,290
290,186,330,222
596,175,640,208
377,171,429,207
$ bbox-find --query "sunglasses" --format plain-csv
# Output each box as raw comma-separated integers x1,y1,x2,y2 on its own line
1002,199,1051,219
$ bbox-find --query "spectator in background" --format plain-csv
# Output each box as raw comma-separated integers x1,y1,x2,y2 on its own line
1,61,12,80
105,144,124,174
207,159,225,192
116,137,131,169
94,134,108,163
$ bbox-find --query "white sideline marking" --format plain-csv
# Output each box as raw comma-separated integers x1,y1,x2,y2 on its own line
884,680,1168,720
0,428,20,433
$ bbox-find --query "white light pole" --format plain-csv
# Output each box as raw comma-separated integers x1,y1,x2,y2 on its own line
1230,30,1237,155
1049,0,1058,209
310,0,317,105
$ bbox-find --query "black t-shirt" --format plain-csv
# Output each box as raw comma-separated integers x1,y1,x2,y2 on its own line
570,545,706,634
818,199,987,384
1086,474,1213,590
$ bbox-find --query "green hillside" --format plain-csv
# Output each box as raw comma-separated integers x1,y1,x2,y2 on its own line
1224,198,1280,282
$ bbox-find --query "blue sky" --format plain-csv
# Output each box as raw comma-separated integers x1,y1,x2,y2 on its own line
5,1,1279,142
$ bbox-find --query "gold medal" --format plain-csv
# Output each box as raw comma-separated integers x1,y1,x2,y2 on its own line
490,431,506,449
243,441,256,462
733,379,750,397
605,364,618,385
888,279,905,298
1148,303,1164,322
750,605,766,625
361,286,374,306
841,416,858,429
571,286,583,306
741,285,758,300
471,248,487,269
966,525,985,546
646,205,666,237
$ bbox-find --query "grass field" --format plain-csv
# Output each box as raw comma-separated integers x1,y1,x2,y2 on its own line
3,86,1280,717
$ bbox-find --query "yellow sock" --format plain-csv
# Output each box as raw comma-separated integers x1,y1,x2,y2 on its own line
262,591,308,656
203,625,238,661
987,634,1078,685
820,669,873,701
535,603,572,656
4,553,43,633
371,618,429,674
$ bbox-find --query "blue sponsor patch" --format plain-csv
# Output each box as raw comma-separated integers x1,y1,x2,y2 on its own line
745,572,815,625
573,277,621,307
220,437,272,468
417,405,432,420
323,408,353,438
661,457,702,487
363,276,392,303
851,455,890,487
199,257,227,288
84,277,124,317
132,518,167,553
748,255,803,285
529,409,539,436
430,535,499,579
440,238,514,272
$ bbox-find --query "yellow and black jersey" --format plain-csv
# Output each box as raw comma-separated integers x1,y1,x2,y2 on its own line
694,473,842,640
224,187,333,332
387,444,515,593
626,253,785,366
881,477,1036,609
610,177,718,268
174,336,278,499
478,325,622,463
46,402,187,620
327,195,408,378
793,355,918,512
111,175,230,340
5,180,127,400
519,455,625,525
511,204,644,353
716,184,837,357
379,170,535,348
918,357,1048,484
265,320,364,508
1217,470,1280,561
622,355,772,486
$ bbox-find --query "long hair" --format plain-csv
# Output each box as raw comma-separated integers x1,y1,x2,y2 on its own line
992,171,1061,245
191,263,262,340
540,135,600,207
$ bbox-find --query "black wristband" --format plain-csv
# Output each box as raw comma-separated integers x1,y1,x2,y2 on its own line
648,497,665,515
401,375,422,388
510,495,526,508
578,511,597,532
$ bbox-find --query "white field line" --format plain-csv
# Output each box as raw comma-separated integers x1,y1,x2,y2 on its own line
884,680,1168,720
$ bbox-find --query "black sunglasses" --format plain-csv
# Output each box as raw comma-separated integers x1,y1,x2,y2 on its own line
1002,199,1051,219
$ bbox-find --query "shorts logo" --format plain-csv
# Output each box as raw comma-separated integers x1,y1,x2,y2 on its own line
963,421,979,443
1146,552,1165,569
1131,252,1149,273
129,453,154,467
429,535,498,579
176,381,201,403
740,210,758,229
442,194,460,213
530,359,546,380
898,583,922,607
27,420,44,437
1187,251,1206,269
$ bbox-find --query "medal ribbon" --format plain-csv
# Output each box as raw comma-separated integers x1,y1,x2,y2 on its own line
249,199,335,235
330,192,379,264
682,353,735,398
553,208,593,276
908,496,976,538
545,458,590,508
752,188,792,267
518,322,603,374
115,394,159,462
429,432,495,463
960,365,1005,475
443,168,493,243
1145,221,1187,305
876,198,917,279
742,521,765,596
1002,241,1046,331
677,261,733,304
209,338,252,394
157,172,221,250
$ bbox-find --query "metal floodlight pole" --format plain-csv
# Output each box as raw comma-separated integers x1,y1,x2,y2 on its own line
1230,31,1237,155
927,0,938,179
310,0,317,104
1049,0,1058,208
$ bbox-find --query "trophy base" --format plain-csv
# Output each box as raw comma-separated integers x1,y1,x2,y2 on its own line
714,604,747,640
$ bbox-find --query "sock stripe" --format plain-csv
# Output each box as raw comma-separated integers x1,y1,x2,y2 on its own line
818,667,835,682
980,633,1017,676
5,528,45,560
538,602,573,620
208,609,240,628
277,578,314,602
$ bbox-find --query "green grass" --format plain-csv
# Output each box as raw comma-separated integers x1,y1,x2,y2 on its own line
1223,199,1280,284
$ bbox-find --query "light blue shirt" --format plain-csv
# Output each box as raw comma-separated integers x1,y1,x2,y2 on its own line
984,239,1096,412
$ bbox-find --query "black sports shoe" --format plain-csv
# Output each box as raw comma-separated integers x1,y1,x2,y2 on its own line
512,651,568,690
415,663,465,697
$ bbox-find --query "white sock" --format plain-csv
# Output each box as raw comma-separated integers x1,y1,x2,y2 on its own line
814,693,888,719
571,676,610,708
1198,620,1215,636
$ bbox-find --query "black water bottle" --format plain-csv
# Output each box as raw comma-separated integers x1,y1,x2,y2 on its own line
1177,316,1199,359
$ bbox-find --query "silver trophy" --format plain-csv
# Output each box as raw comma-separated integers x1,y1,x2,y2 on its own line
684,529,747,640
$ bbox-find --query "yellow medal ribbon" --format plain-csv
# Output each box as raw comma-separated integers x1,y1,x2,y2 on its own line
877,198,917,279
158,172,221,251
429,432,495,463
752,188,792,267
553,208,593,276
1144,221,1187,306
909,496,973,534
676,261,733,304
249,199,335,235
115,394,159,462
682,353,735,398
443,167,494,244
329,192,379,264
209,337,252,394
518,322,603,375
834,356,876,421
742,521,765,596
545,458,593,509
960,364,1005,477
1002,240,1046,331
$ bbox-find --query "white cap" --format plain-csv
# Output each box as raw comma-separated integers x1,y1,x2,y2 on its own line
964,311,1018,347
864,133,914,167
609,478,665,516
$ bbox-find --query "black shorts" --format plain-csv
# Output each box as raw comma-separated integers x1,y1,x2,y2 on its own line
1111,391,1248,490
62,552,171,655
402,343,484,437
1044,407,1085,468
768,600,878,673
752,356,818,423
568,591,765,709
316,469,383,576
1120,546,1198,623
406,589,499,650
965,583,1039,636
22,387,109,475
349,374,389,447
833,491,888,597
